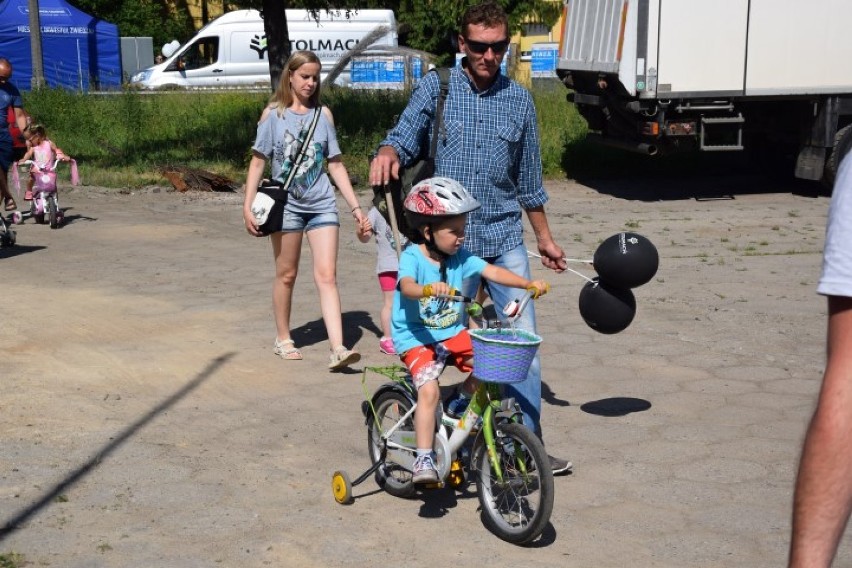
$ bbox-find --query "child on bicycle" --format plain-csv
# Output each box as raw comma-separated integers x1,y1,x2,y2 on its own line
20,123,71,200
393,177,549,484
355,205,409,355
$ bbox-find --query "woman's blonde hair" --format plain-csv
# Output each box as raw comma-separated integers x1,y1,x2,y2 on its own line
269,50,322,114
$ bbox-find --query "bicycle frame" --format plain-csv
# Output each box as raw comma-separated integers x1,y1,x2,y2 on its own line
363,366,526,485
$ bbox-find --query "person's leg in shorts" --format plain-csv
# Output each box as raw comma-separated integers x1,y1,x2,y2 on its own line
402,332,473,482
402,343,445,482
377,271,397,354
270,210,307,360
302,211,360,369
0,136,17,210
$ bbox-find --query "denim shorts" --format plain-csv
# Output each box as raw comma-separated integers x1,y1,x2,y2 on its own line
281,210,339,233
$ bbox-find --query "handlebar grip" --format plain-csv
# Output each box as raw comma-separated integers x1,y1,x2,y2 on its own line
435,293,474,303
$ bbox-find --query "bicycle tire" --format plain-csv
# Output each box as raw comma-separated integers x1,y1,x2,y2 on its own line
367,391,416,498
473,422,554,544
48,198,58,229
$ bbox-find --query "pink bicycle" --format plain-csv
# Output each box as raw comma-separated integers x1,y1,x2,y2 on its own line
11,158,74,229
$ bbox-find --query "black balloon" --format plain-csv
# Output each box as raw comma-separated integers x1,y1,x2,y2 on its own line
579,278,636,334
593,232,659,289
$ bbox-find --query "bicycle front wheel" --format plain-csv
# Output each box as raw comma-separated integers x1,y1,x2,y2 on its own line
473,422,554,544
367,391,416,498
48,197,58,229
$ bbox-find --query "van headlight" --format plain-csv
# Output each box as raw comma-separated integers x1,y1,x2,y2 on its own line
131,69,152,83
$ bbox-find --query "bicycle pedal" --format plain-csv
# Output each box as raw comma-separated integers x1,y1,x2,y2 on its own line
423,481,444,490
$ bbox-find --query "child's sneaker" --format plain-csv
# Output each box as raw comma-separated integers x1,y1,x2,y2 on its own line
412,454,439,484
329,346,360,370
379,337,396,355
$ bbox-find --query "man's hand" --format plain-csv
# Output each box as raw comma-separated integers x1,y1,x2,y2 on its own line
537,239,567,273
369,146,401,187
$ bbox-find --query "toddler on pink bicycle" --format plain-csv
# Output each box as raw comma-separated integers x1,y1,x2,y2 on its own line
11,123,79,228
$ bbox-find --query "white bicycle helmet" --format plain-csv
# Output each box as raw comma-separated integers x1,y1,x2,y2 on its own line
403,177,481,217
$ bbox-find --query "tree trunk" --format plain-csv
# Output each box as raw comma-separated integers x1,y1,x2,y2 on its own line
262,0,291,91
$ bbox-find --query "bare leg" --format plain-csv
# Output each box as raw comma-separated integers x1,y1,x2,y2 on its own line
0,166,16,208
305,225,345,350
270,231,303,342
415,380,439,450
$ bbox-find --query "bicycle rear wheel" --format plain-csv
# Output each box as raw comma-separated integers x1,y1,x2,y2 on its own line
473,422,554,544
366,391,416,498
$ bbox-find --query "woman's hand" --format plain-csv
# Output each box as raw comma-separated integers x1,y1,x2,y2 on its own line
243,208,262,237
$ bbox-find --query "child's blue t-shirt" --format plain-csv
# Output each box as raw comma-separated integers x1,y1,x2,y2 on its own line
391,245,487,354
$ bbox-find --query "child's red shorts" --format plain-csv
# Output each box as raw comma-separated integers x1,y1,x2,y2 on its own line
401,329,473,390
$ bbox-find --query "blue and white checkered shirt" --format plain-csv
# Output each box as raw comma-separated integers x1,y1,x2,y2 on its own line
380,63,548,258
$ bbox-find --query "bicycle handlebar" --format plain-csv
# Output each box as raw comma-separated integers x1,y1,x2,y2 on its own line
433,288,540,324
18,159,62,171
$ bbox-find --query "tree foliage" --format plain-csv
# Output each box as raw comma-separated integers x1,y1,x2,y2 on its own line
72,0,560,84
72,0,194,48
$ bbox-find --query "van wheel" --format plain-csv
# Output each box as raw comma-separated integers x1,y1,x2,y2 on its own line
824,124,852,190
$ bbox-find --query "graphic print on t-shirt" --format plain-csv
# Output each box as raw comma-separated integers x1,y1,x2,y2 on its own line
276,122,323,199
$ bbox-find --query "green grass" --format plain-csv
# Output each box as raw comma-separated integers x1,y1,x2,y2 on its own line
19,81,633,189
0,552,26,568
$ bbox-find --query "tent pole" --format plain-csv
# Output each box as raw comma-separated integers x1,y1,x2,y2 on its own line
77,40,83,91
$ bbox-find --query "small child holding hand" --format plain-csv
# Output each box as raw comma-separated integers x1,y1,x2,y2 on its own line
356,205,409,355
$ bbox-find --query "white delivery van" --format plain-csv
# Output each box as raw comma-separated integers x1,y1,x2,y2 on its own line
130,9,397,89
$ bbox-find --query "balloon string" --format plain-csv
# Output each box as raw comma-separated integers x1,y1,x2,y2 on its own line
527,250,595,283
526,249,593,265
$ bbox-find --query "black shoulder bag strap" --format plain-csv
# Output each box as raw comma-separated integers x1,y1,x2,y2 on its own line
280,106,322,194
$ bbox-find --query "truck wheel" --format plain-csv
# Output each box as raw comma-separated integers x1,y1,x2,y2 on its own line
824,124,852,189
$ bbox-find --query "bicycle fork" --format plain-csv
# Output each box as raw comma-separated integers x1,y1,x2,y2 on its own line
448,385,530,483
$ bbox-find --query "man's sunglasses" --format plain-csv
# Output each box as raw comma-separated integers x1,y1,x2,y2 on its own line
464,38,510,55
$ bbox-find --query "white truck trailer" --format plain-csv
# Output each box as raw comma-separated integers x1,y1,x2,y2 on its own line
556,0,852,182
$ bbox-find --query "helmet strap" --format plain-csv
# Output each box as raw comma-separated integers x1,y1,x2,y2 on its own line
424,225,448,269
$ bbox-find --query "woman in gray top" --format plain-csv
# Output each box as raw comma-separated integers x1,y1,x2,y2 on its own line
243,50,369,371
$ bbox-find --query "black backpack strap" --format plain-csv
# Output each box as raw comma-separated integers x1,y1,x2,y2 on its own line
428,67,451,160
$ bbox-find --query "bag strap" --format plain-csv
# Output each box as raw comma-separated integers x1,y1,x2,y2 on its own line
427,68,451,160
281,106,322,190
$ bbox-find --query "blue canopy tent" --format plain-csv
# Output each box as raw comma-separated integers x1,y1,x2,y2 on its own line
0,0,121,90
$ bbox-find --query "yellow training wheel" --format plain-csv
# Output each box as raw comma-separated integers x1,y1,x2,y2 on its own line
332,470,353,505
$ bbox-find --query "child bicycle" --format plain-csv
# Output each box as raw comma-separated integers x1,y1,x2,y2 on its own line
332,290,554,545
0,212,16,247
11,158,69,229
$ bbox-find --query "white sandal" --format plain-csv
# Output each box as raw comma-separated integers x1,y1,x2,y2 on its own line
274,338,302,360
328,346,360,370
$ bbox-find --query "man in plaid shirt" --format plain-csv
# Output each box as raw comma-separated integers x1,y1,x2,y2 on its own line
369,1,571,474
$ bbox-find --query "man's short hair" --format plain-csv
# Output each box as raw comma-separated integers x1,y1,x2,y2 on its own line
460,1,509,36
